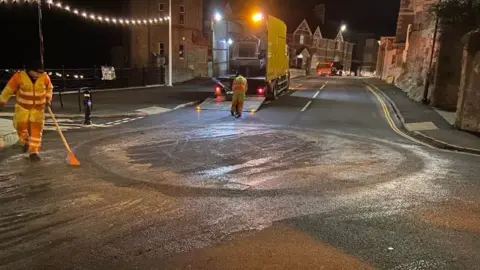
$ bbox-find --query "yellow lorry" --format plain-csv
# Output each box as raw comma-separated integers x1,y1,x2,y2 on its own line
213,13,290,100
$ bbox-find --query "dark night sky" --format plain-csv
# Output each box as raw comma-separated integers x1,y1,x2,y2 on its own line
0,0,399,69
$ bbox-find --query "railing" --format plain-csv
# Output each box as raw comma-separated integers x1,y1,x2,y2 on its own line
0,66,165,109
0,66,165,93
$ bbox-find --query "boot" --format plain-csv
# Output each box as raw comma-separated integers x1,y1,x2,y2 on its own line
230,110,235,116
29,153,41,162
235,114,242,118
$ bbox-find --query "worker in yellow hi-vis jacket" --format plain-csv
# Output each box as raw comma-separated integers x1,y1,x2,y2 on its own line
0,60,53,161
230,73,248,118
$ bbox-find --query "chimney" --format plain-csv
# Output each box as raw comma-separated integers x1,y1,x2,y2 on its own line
314,4,325,24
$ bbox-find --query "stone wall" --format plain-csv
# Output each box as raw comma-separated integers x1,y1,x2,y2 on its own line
395,28,432,101
455,31,480,132
430,29,464,110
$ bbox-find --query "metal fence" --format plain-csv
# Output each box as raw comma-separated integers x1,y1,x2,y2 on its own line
0,66,165,93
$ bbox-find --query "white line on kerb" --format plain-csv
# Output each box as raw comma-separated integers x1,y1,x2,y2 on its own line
320,84,326,90
312,91,320,99
301,101,312,112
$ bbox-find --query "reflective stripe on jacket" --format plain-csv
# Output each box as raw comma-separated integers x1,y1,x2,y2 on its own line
0,71,53,110
232,76,247,92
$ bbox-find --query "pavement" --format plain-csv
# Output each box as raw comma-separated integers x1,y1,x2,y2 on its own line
364,78,480,154
0,78,213,148
1,76,480,269
0,118,17,151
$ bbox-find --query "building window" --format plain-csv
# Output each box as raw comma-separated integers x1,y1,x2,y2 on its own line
179,44,185,59
158,2,164,11
299,35,304,44
179,5,185,25
158,42,165,56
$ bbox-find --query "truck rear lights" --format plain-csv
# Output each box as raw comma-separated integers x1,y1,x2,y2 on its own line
214,85,222,95
257,86,265,95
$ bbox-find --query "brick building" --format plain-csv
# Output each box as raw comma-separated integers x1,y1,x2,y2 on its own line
376,36,397,81
287,4,354,75
384,0,463,111
127,0,209,83
344,32,379,76
377,0,480,132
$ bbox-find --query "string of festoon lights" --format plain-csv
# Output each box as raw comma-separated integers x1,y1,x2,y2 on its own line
0,0,170,26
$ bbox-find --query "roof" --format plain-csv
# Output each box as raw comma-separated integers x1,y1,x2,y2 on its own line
223,1,344,40
288,15,345,40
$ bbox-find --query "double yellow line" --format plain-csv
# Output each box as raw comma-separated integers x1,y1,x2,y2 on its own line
365,84,431,148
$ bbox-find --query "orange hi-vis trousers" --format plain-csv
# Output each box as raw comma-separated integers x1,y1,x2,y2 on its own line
231,90,245,115
13,104,45,154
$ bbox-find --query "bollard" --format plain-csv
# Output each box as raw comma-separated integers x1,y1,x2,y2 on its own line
83,88,93,125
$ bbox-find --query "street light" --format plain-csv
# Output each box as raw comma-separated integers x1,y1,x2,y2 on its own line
212,12,230,73
252,12,264,22
168,0,172,86
214,12,223,22
334,24,347,75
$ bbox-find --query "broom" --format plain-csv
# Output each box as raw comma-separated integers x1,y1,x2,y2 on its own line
47,106,80,166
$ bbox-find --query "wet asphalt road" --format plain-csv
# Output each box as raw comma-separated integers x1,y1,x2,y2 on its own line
1,76,480,269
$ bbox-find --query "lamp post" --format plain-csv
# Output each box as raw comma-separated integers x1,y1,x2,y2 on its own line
37,0,45,69
168,0,173,86
334,24,346,62
147,0,151,68
333,24,346,75
214,12,230,74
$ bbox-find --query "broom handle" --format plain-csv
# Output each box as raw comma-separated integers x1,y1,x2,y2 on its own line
47,106,73,153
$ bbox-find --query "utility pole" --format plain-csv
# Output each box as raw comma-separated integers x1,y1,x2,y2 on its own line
226,19,229,73
334,40,337,62
147,0,151,67
168,0,173,86
37,0,44,69
324,39,329,62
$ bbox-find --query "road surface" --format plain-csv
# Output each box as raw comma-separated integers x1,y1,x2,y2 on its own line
1,76,479,269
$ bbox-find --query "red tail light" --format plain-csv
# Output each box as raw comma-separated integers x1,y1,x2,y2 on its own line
257,86,265,95
214,85,222,95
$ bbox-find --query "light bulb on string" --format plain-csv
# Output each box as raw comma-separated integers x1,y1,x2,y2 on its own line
17,0,172,27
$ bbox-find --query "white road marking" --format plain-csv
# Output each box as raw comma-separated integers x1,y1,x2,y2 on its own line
301,101,312,112
405,122,439,131
312,91,320,99
136,106,170,115
45,119,75,123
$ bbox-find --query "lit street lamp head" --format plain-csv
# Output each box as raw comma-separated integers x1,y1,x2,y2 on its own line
341,25,347,32
214,12,223,22
252,12,264,22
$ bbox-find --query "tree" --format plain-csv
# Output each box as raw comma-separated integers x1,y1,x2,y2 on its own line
429,0,480,34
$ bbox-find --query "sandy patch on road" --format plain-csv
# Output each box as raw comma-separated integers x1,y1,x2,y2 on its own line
420,199,480,233
157,225,373,270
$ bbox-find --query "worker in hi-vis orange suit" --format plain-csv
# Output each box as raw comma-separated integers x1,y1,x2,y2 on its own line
0,61,53,161
230,73,248,118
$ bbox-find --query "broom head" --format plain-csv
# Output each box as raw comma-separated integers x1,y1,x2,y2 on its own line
66,151,81,166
